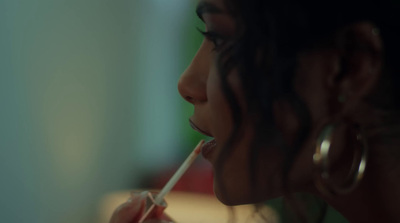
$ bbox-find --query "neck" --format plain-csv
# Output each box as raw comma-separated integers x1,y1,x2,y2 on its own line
319,146,400,223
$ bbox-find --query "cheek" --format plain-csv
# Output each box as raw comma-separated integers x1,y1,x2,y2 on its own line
273,100,301,146
206,69,296,203
207,66,234,143
207,66,274,204
207,65,248,138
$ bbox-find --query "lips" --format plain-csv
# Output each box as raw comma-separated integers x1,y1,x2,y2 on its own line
189,119,213,137
201,138,217,159
189,119,216,160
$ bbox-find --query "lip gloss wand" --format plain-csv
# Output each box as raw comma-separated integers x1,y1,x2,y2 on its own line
138,140,205,223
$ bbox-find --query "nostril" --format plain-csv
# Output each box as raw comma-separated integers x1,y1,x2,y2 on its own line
185,96,195,104
177,68,207,104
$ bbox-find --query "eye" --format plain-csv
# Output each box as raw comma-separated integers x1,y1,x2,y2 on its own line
197,27,225,50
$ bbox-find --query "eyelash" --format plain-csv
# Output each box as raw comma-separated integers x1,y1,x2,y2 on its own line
197,27,225,50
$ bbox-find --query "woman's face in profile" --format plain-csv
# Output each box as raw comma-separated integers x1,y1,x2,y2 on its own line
179,0,319,205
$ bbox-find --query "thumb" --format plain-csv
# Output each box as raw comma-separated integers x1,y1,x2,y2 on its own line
109,193,146,223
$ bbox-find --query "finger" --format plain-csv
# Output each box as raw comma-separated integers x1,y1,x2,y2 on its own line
109,194,146,223
141,212,174,223
143,220,174,223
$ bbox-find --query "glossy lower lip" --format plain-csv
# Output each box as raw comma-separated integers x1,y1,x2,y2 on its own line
202,138,217,160
189,119,213,137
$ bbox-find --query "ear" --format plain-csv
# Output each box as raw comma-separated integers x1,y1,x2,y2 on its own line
328,22,383,115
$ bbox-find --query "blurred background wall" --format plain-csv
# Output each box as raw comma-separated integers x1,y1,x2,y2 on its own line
0,0,203,222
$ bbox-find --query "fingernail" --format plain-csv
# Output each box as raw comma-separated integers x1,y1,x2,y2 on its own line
128,190,149,203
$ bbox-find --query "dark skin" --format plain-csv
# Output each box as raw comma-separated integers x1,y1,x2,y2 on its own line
288,23,400,222
110,1,400,222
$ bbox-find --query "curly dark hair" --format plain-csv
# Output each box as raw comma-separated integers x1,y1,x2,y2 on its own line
214,0,400,222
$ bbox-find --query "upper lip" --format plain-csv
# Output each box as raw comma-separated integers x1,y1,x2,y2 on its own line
189,119,213,137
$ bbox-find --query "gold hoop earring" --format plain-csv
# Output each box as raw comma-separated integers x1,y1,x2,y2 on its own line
313,124,368,196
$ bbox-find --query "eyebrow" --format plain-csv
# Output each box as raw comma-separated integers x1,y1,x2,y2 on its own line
196,2,223,21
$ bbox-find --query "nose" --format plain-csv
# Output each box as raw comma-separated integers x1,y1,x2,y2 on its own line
178,41,209,104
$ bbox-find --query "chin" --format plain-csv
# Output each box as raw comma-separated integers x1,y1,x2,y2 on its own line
214,190,244,206
213,181,258,206
213,178,284,206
